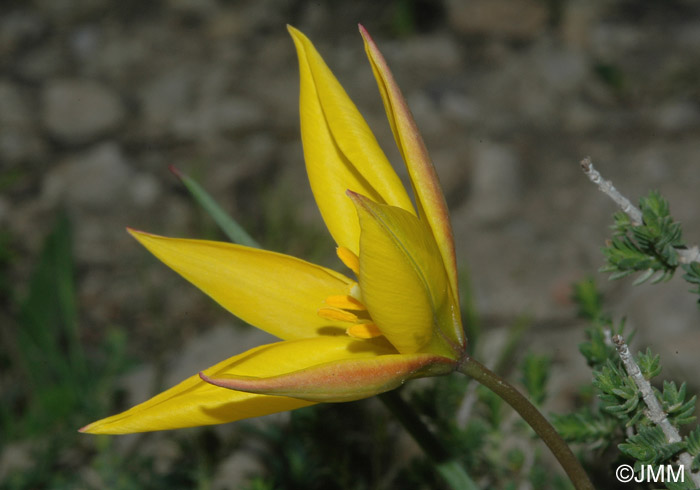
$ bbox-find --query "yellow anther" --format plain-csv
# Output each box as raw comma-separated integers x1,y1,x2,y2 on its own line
317,307,359,323
325,295,366,311
346,323,382,339
337,246,360,275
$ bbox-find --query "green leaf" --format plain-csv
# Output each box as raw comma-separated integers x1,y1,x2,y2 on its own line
18,215,83,381
571,278,603,321
619,425,684,464
551,411,617,443
682,262,700,305
686,426,700,457
661,381,697,427
520,354,550,406
170,165,260,248
477,384,504,429
579,325,614,367
665,476,697,490
601,191,685,285
12,215,84,436
593,361,641,423
636,348,661,380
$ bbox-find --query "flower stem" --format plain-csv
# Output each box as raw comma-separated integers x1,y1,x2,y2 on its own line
379,391,479,490
457,356,594,490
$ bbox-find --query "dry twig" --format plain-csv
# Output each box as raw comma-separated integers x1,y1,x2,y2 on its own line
613,334,700,487
580,157,700,265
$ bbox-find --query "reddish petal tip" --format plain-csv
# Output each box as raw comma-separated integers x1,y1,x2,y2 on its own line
345,190,367,208
168,164,182,179
126,226,147,235
345,190,370,208
358,24,374,43
198,372,241,391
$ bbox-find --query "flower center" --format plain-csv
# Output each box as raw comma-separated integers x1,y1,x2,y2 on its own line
317,247,382,339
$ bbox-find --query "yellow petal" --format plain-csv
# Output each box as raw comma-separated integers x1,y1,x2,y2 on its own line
200,341,454,403
288,25,415,255
350,192,465,358
360,25,459,300
80,336,401,434
129,229,353,340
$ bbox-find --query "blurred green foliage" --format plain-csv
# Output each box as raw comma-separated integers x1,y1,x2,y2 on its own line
1,215,130,488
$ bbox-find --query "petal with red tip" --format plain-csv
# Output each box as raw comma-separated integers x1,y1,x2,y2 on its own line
80,336,451,434
359,25,459,300
201,350,454,402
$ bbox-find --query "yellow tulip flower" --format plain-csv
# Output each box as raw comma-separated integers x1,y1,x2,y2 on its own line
81,25,466,435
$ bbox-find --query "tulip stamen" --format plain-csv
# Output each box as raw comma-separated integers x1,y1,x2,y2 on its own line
346,323,382,339
325,294,366,310
319,290,383,340
337,246,360,275
317,307,361,323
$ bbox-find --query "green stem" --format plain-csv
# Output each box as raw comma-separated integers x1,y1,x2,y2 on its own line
458,356,594,490
379,391,479,490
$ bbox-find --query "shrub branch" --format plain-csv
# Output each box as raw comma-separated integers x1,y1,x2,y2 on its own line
580,157,700,266
612,334,700,486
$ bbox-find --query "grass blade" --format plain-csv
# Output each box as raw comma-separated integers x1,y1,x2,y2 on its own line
169,165,260,248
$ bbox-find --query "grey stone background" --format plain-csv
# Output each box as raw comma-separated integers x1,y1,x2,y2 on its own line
3,0,700,464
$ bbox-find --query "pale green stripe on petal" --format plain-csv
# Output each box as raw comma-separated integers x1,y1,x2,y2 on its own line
202,349,454,402
350,192,463,357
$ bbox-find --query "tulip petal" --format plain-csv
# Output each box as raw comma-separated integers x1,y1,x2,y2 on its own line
129,229,354,340
359,25,458,299
201,348,454,403
288,25,415,255
80,336,410,434
349,192,464,357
